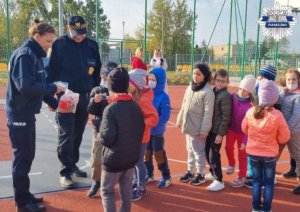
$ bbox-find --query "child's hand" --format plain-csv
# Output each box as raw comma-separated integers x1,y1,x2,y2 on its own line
240,143,246,151
199,134,207,141
215,135,223,144
94,94,103,103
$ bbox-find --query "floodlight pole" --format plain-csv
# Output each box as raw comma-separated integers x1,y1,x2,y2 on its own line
6,0,11,63
58,0,64,36
254,0,263,77
226,0,234,73
96,0,99,43
191,0,196,70
241,0,248,77
144,0,147,61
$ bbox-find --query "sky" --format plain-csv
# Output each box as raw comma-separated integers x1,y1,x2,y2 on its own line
101,0,300,53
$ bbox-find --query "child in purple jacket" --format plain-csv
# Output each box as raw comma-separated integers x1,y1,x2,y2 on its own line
225,75,256,187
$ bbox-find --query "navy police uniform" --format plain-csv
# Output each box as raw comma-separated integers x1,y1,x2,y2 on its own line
6,38,57,207
46,34,101,177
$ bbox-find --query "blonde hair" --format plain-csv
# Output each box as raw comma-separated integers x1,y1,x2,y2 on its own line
28,19,55,37
135,47,143,58
279,68,300,88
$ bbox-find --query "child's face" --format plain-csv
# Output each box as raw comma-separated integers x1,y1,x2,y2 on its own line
128,84,136,94
237,88,250,98
286,72,299,90
148,74,156,81
193,68,205,84
214,75,229,90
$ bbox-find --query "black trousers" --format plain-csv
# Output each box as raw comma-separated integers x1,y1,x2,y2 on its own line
205,132,223,182
7,114,36,207
56,94,89,176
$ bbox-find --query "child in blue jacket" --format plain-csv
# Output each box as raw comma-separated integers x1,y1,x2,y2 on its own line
145,67,172,188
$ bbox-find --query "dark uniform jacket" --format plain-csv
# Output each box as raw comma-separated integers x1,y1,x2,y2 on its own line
46,34,101,94
6,38,57,116
210,87,232,136
99,97,145,172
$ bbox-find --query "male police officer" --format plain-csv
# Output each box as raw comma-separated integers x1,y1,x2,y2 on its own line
46,16,101,188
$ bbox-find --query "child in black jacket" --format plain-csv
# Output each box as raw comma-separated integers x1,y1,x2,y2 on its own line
99,67,145,212
87,62,117,197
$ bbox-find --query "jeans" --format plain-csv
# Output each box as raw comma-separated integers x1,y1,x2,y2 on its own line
250,155,276,212
134,143,147,187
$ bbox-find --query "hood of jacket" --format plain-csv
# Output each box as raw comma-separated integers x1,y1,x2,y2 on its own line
149,67,166,95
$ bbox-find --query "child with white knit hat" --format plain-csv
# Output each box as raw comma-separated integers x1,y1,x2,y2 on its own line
225,75,256,187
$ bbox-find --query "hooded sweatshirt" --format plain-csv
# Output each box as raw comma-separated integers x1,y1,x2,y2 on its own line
242,107,290,157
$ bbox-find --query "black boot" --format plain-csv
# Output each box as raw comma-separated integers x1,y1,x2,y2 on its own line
87,181,100,197
17,203,46,212
72,166,87,178
293,184,300,195
282,167,297,178
30,194,43,204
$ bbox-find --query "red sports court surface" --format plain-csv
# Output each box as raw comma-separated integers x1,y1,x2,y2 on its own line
0,85,299,211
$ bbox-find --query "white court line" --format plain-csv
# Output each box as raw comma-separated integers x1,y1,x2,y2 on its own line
168,121,177,126
0,172,42,180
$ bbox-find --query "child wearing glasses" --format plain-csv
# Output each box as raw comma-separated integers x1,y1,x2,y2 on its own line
205,69,232,191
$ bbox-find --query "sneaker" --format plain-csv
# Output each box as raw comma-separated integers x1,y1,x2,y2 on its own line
190,173,206,186
179,171,194,183
246,175,253,181
293,184,300,195
252,209,261,212
145,174,155,184
131,187,146,201
244,180,253,188
226,166,235,175
229,177,245,188
205,172,215,181
207,180,225,191
157,177,172,188
244,180,267,189
60,175,74,188
282,169,297,178
87,181,100,197
72,166,87,178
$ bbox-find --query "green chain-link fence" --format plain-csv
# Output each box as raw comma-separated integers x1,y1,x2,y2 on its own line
1,0,300,78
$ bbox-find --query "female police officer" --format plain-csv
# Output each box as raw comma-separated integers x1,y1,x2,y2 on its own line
6,19,64,212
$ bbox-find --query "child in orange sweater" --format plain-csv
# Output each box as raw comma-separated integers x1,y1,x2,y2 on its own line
242,80,290,212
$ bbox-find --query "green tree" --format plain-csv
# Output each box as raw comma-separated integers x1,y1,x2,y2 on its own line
147,0,173,54
171,0,193,54
81,0,110,41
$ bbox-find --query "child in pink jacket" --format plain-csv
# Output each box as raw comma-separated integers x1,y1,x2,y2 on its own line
242,80,290,212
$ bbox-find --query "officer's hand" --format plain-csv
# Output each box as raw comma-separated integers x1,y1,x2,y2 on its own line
55,85,65,94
